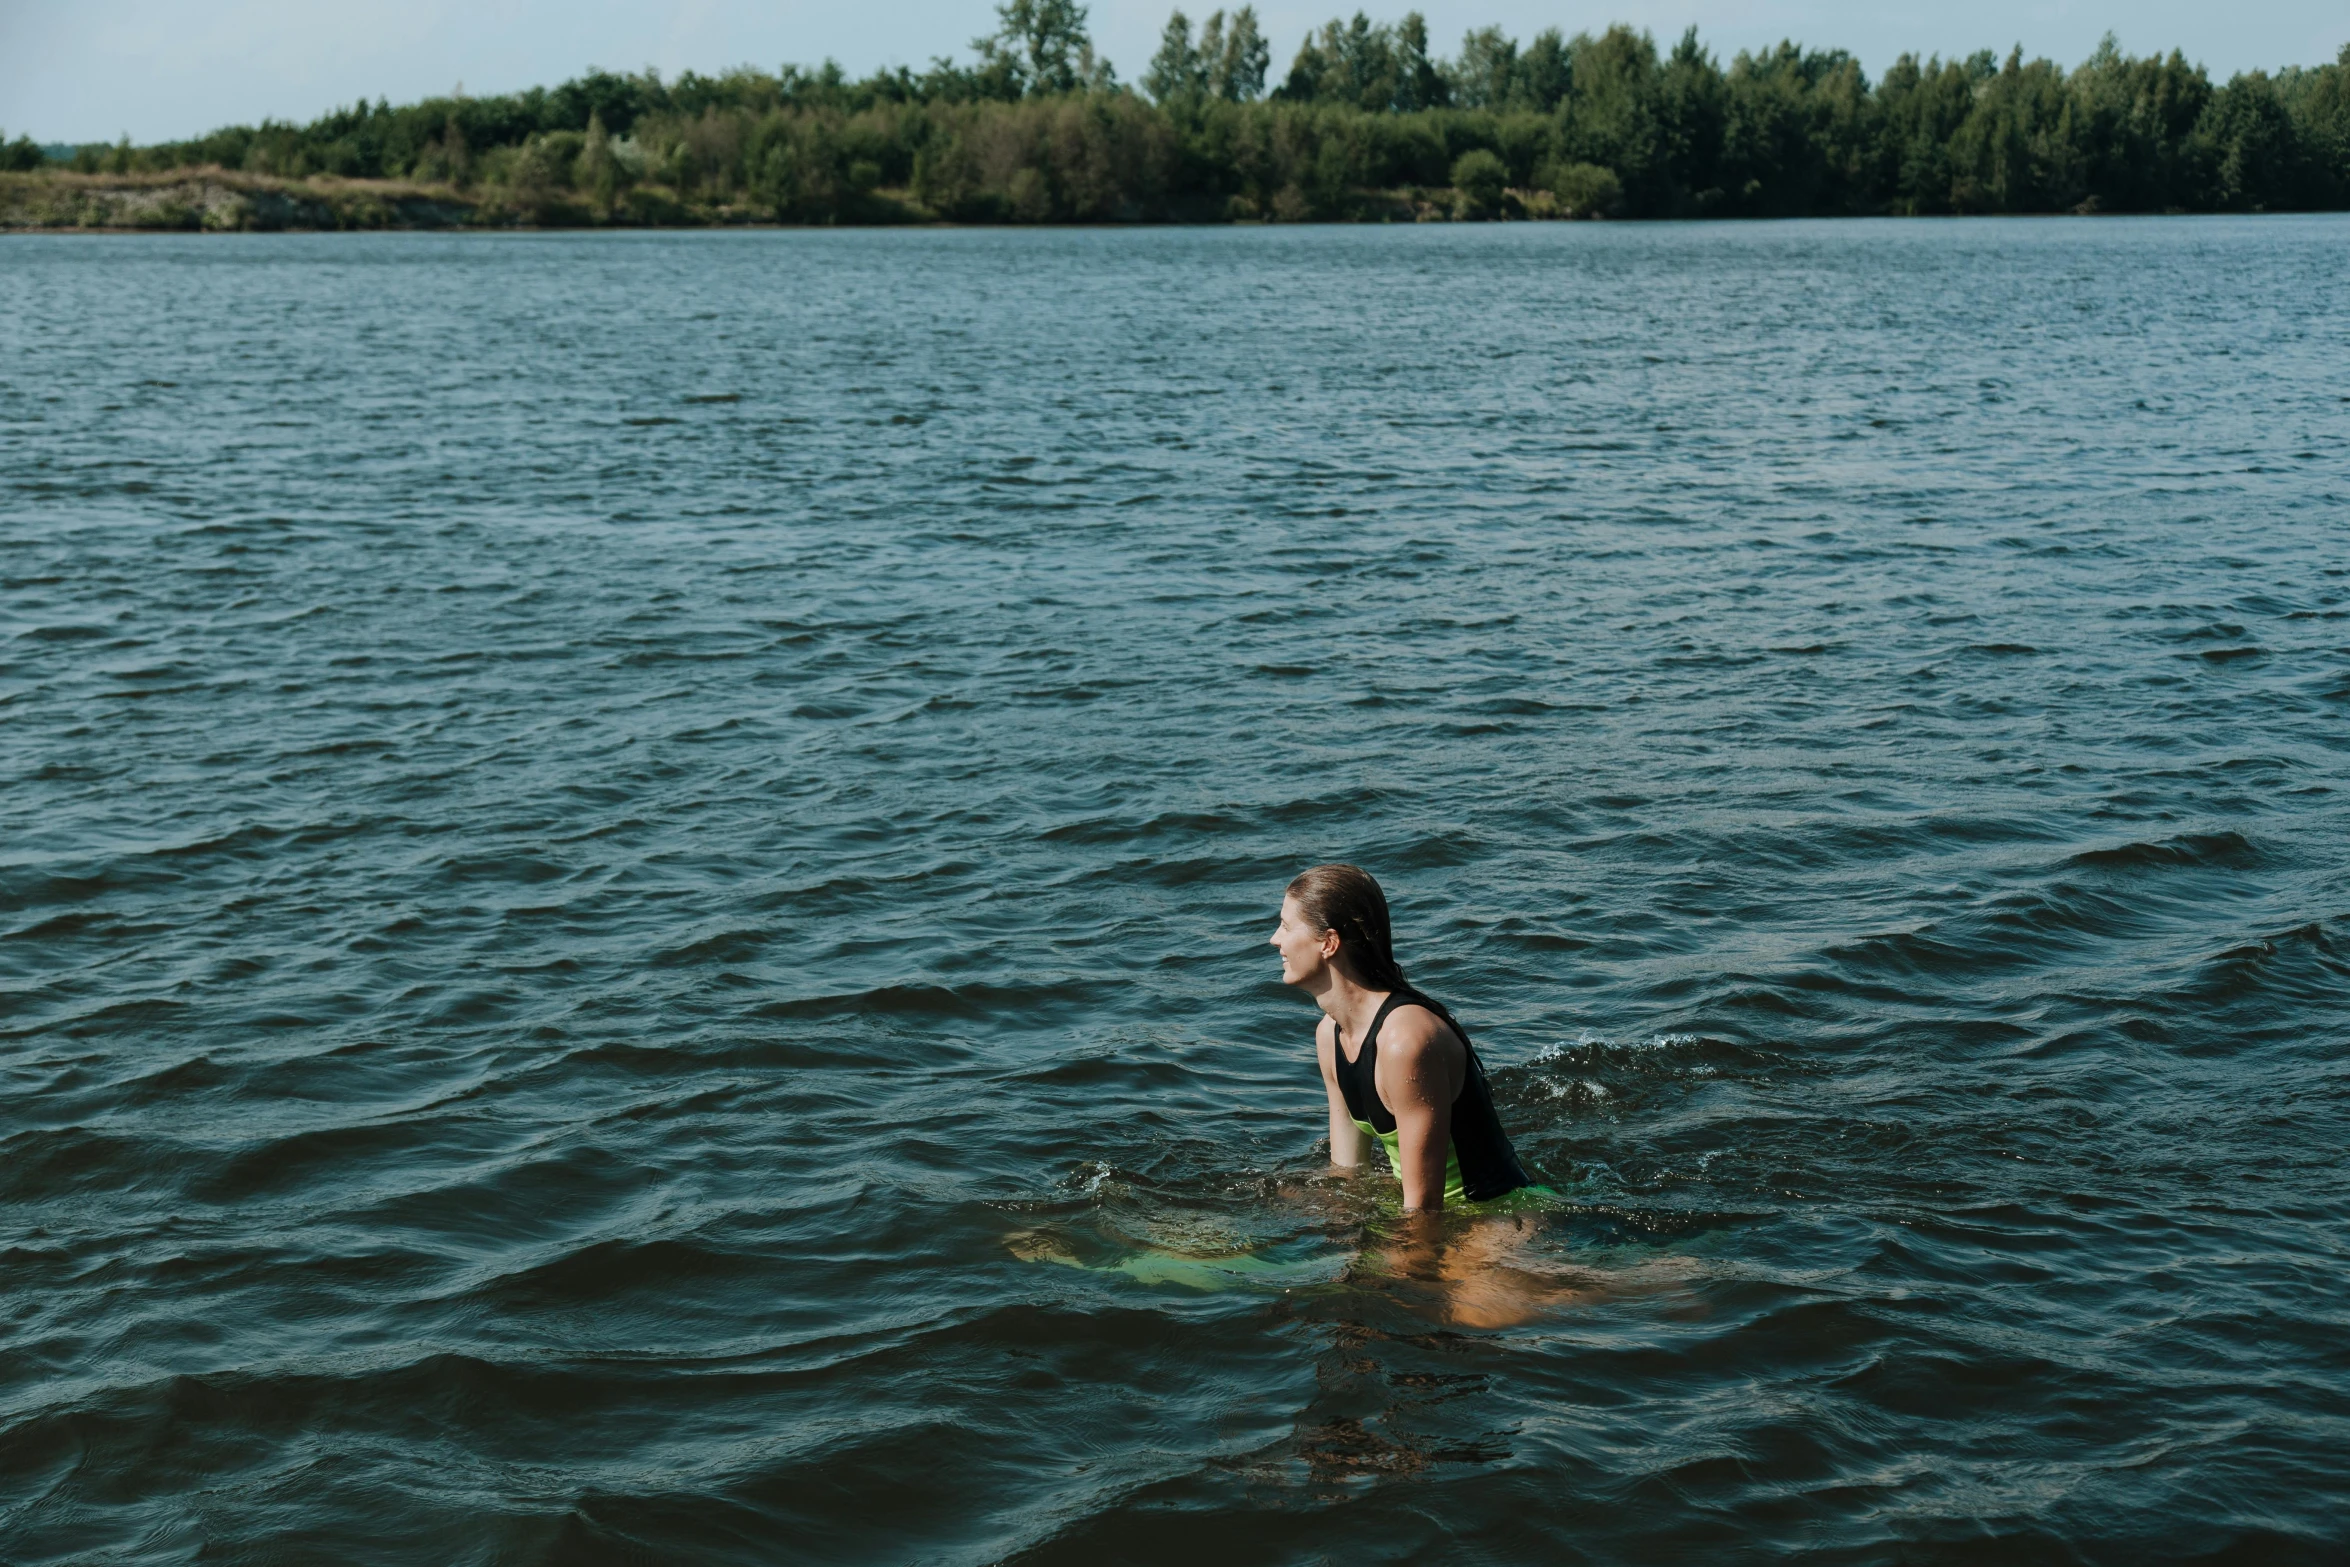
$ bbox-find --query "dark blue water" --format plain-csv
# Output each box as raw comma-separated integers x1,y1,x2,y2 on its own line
4,219,2348,1564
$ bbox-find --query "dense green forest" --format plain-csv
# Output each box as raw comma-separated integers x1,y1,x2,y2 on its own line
6,1,2347,224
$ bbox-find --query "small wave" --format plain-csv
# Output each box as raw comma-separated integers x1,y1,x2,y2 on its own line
429,852,572,886
1811,925,2003,981
474,1236,764,1309
999,1052,1193,1093
1528,1030,1711,1067
0,1125,176,1204
14,996,195,1042
751,979,1106,1024
115,1052,235,1102
1505,1033,1783,1134
2170,917,2350,1015
1039,809,1251,845
5,909,115,942
558,1037,852,1074
648,926,774,967
2068,830,2263,871
191,1118,440,1204
1973,883,2142,945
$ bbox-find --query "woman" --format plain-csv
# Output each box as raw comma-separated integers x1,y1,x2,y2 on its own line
1009,864,1555,1321
1271,863,1537,1209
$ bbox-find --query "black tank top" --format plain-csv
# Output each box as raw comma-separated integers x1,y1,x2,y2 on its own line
1330,987,1531,1203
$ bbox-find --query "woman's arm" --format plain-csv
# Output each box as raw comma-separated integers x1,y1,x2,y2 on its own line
1377,1014,1462,1211
1317,1021,1374,1169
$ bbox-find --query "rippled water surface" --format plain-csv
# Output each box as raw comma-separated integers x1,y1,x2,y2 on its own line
5,219,2349,1564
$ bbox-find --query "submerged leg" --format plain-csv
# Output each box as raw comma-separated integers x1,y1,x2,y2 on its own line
1358,1210,1589,1329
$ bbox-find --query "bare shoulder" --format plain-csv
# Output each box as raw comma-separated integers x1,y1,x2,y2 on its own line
1314,1013,1339,1072
1379,1002,1463,1063
1374,1001,1464,1109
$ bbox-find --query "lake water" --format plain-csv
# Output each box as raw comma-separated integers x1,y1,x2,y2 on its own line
4,218,2347,1564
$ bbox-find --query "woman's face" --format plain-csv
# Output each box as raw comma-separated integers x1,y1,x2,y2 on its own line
1270,894,1335,987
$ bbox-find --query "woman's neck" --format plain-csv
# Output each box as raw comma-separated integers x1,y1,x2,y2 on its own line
1316,971,1392,1045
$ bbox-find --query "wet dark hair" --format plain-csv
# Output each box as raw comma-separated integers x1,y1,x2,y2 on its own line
1286,863,1407,991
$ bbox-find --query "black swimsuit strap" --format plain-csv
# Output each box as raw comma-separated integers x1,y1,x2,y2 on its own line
1347,990,1414,1062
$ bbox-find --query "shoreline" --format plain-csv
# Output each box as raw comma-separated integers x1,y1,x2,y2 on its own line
2,169,2312,233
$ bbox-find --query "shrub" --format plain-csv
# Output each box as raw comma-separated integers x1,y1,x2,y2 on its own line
1542,159,1622,217
1450,146,1505,215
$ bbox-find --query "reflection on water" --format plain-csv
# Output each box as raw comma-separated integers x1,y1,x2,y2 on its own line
4,219,2348,1563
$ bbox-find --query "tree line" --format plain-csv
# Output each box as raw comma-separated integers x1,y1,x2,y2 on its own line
9,4,2348,224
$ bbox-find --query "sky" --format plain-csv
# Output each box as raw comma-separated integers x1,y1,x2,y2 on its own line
2,0,2343,146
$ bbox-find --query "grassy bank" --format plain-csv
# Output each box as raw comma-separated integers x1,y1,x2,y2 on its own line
0,171,475,231
0,164,1600,231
